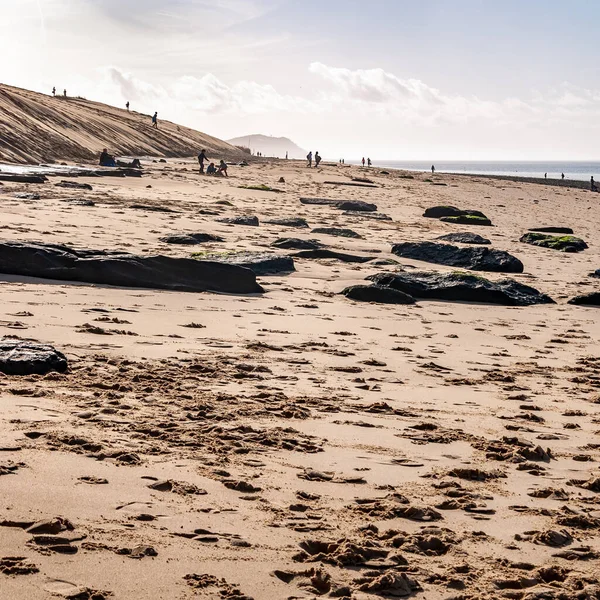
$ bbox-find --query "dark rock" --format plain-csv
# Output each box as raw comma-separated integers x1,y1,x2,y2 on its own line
343,211,392,221
130,204,177,213
271,238,324,250
529,227,574,234
440,215,493,226
13,193,40,200
342,285,415,304
368,271,554,306
300,197,350,206
520,233,587,253
194,252,294,275
160,233,224,245
0,240,263,294
264,218,309,228
55,180,93,191
324,180,378,188
568,293,600,306
589,270,600,278
62,198,95,207
216,216,259,226
336,201,377,212
436,232,491,245
0,174,47,184
423,206,487,219
391,241,523,273
0,339,68,375
292,250,374,263
312,227,362,239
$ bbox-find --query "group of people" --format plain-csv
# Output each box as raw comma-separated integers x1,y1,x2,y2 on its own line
198,149,228,176
306,151,322,168
362,157,372,167
51,87,68,98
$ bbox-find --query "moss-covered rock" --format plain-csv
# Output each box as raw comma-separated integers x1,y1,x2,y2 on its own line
520,233,587,253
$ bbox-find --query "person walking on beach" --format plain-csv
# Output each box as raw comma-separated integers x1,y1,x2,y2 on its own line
591,176,597,192
198,149,209,174
285,151,288,160
431,165,435,174
367,158,372,167
126,101,130,112
63,89,67,98
307,151,313,168
544,172,547,179
362,157,365,167
52,87,56,97
561,172,565,180
152,112,158,128
315,152,322,167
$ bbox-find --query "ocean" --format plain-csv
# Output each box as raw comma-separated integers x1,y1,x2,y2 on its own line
357,161,600,182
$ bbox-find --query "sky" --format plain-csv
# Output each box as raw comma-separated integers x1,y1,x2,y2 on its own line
1,0,600,160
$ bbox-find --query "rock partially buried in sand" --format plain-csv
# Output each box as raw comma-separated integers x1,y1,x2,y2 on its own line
300,197,378,212
367,272,554,306
0,339,68,376
568,292,600,306
343,211,392,221
192,251,294,276
263,217,309,228
423,206,488,219
159,233,224,245
0,240,264,294
293,250,374,263
54,180,92,191
520,232,588,253
391,241,523,273
436,232,491,245
341,284,415,304
216,215,259,226
440,215,493,226
312,227,362,239
271,238,323,251
528,226,574,234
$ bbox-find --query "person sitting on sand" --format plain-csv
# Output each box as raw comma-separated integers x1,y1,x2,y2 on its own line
306,151,313,168
206,162,217,175
99,148,116,167
198,149,209,174
315,152,322,167
217,160,228,177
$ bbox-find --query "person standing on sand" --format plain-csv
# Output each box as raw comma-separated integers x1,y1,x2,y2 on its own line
152,112,158,128
126,101,130,112
544,172,547,179
591,176,596,191
431,165,435,174
307,151,313,168
52,87,56,96
63,89,67,98
315,152,322,167
285,151,288,160
362,157,365,167
561,172,565,180
367,158,372,167
198,149,209,174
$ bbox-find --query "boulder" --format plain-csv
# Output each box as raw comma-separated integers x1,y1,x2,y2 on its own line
336,201,377,212
55,181,93,190
292,250,374,263
263,218,309,228
391,241,523,273
342,285,415,304
0,339,68,375
193,252,294,275
159,233,224,245
311,227,362,239
0,240,263,294
568,293,600,306
368,272,554,306
216,216,259,226
520,233,587,253
440,215,493,226
528,227,574,235
436,232,491,245
423,206,487,219
271,238,324,250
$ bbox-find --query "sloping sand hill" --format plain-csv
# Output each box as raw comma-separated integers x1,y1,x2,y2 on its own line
0,84,242,164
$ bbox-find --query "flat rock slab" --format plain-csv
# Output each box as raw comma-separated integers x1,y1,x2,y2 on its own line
528,227,574,234
130,204,178,213
14,193,40,200
193,252,294,276
569,293,600,306
423,206,488,219
0,339,68,375
369,272,554,306
55,181,93,191
300,198,378,212
271,238,324,250
312,227,363,239
263,218,309,228
160,233,224,245
292,250,373,263
343,211,392,221
0,174,47,184
440,215,493,226
216,216,260,226
342,285,415,304
436,232,491,245
324,181,378,188
520,233,587,253
0,240,263,294
392,241,523,273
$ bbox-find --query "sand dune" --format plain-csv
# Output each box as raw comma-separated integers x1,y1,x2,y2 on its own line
0,84,242,164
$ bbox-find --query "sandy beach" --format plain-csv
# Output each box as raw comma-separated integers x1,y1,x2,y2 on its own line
1,157,599,600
